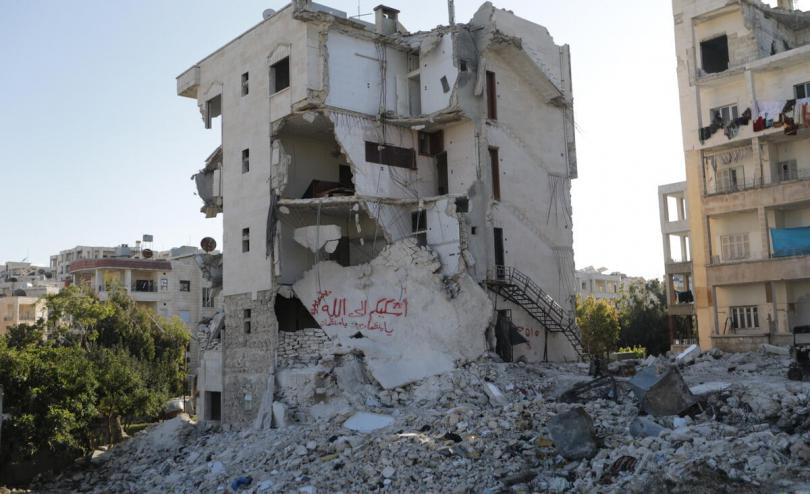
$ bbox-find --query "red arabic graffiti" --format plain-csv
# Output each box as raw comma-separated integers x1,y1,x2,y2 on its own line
309,290,408,335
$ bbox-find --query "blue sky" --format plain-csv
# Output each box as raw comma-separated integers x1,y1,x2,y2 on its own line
0,0,753,278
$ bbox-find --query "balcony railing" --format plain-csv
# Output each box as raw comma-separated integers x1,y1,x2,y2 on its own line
706,168,810,196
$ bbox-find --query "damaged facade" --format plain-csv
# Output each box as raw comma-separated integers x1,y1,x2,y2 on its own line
658,181,699,351
178,1,580,424
673,0,810,351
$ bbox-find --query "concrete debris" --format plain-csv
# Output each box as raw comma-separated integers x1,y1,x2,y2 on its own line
761,343,791,356
675,344,700,365
559,376,619,404
35,351,810,493
483,382,507,406
343,412,394,433
629,416,668,438
548,407,599,460
629,365,697,417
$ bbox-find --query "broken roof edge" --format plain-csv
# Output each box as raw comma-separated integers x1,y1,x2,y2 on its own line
175,3,295,82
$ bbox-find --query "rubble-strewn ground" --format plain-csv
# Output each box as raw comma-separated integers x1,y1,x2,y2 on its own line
34,349,810,493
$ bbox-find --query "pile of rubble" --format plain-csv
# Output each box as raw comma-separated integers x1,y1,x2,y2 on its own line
37,348,810,493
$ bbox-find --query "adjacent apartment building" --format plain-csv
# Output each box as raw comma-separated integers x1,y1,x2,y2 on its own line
179,1,579,424
658,181,699,349
673,0,810,351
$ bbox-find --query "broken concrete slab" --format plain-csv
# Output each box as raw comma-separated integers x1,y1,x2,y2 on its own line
343,412,395,433
272,402,287,429
294,225,342,254
689,381,732,397
547,407,598,460
761,343,790,356
629,365,697,417
483,382,507,406
675,344,700,365
294,239,492,389
629,416,668,438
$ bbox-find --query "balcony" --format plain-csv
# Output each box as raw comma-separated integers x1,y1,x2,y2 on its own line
707,254,810,286
703,174,810,215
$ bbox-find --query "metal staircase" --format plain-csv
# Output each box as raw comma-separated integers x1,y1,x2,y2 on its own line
486,266,585,360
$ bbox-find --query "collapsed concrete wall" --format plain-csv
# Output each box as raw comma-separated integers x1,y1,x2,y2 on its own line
293,239,492,388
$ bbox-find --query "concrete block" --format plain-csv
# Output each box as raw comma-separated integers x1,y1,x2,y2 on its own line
629,365,697,417
547,407,598,460
675,344,700,365
629,416,668,438
483,382,507,406
272,401,287,429
761,343,789,356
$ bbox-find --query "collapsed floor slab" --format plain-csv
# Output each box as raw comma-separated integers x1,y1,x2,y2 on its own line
292,239,492,389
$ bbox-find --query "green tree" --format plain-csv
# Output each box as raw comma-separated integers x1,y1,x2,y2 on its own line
0,286,190,475
617,279,670,356
0,343,98,462
576,296,621,360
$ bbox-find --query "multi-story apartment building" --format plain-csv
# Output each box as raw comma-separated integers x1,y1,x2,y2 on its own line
50,245,117,282
68,253,217,328
179,1,579,423
658,181,698,349
673,0,810,351
576,266,641,301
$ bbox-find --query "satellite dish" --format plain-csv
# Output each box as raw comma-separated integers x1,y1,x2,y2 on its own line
201,237,217,253
262,8,276,19
142,249,154,259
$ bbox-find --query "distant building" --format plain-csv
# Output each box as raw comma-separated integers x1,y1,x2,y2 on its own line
576,266,642,301
50,246,117,282
68,254,218,329
0,262,59,334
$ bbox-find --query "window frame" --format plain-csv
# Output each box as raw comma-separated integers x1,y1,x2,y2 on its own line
795,81,810,99
365,141,416,170
271,57,290,94
411,210,428,247
242,148,250,174
179,280,191,292
720,232,750,261
243,308,252,334
730,305,759,329
241,72,249,96
242,227,250,253
709,104,738,126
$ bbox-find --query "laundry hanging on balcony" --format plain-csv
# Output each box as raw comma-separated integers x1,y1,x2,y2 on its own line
698,108,751,142
771,226,810,257
753,98,810,134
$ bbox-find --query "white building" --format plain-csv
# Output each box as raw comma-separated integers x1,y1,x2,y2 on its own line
179,1,579,423
576,266,641,301
673,0,810,351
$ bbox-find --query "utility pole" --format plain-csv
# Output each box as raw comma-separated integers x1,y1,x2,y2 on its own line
448,0,455,26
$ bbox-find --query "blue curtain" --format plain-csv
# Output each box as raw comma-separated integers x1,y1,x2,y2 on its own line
771,226,810,257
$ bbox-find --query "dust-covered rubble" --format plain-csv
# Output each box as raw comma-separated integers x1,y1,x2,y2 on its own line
35,348,810,493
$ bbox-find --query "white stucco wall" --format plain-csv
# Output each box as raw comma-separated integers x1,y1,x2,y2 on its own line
293,240,491,389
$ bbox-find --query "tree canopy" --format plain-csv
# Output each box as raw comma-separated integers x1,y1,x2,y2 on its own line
0,286,189,471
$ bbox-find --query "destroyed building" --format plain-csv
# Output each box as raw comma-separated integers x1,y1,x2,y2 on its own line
178,1,580,424
673,0,810,351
